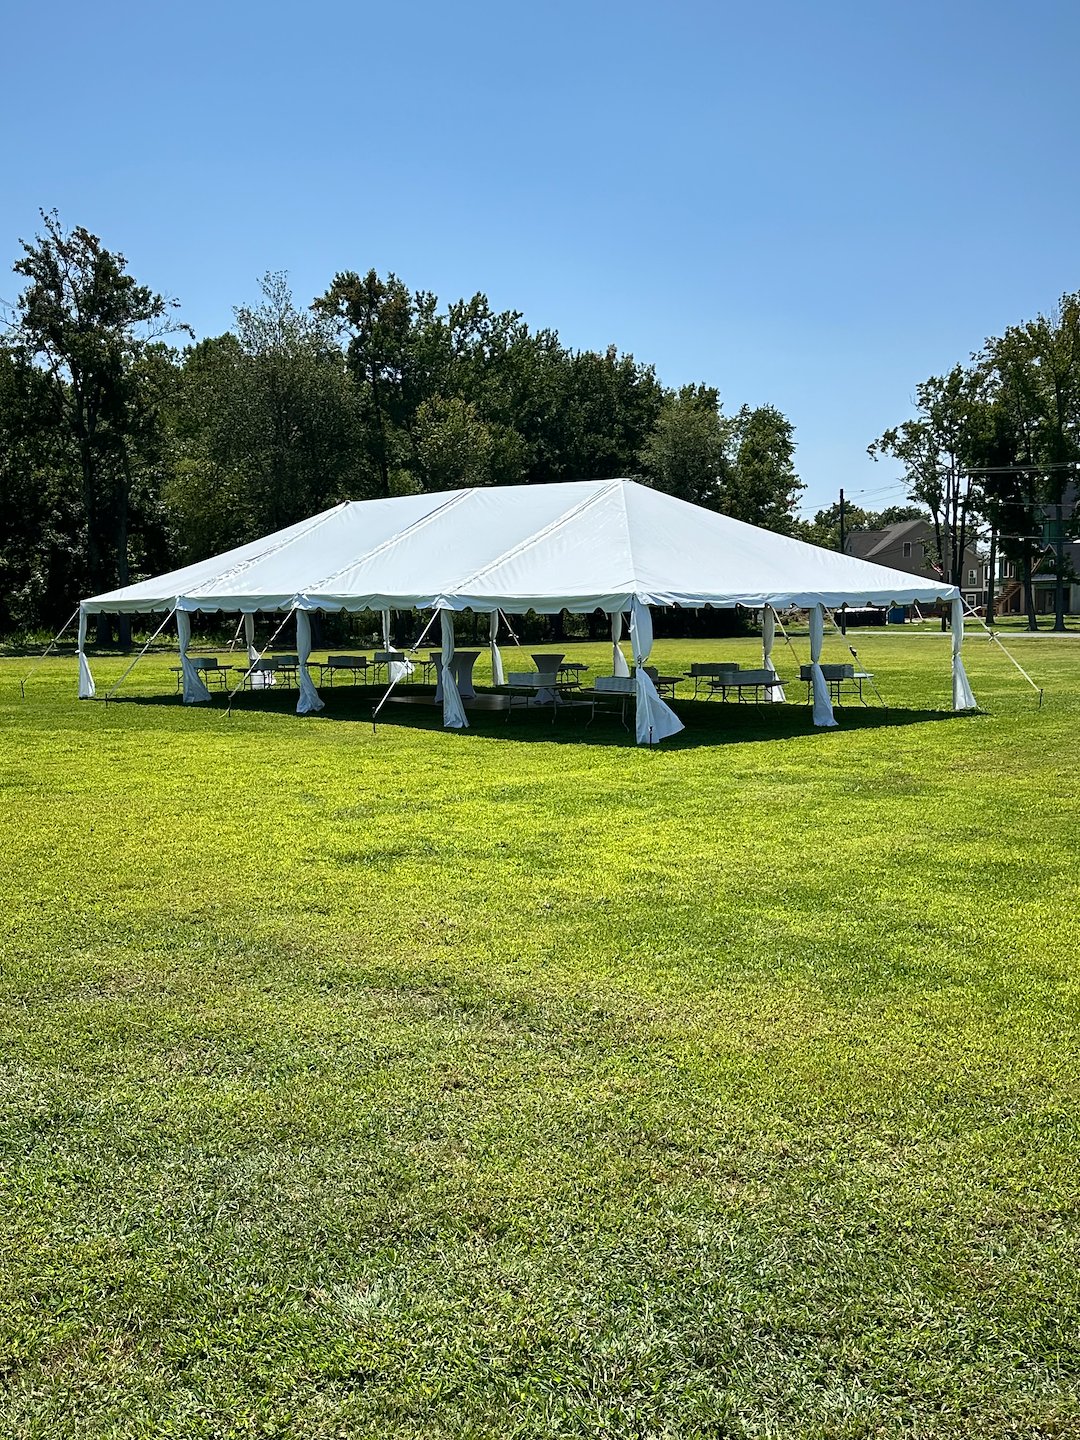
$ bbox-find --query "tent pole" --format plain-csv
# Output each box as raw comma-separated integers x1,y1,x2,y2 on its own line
19,606,79,698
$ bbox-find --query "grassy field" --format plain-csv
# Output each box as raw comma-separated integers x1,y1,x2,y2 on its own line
2,629,1079,1439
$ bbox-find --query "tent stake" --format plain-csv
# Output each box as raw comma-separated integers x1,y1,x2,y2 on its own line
848,646,889,713
961,598,1044,705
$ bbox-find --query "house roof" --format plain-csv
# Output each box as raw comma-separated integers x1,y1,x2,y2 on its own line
845,518,929,561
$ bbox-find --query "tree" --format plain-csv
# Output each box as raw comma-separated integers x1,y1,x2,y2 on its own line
314,270,417,496
638,385,727,507
720,404,803,532
170,274,368,557
980,295,1080,631
4,211,188,641
0,343,83,631
869,366,987,619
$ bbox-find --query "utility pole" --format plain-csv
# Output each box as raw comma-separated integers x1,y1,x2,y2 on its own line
837,489,848,635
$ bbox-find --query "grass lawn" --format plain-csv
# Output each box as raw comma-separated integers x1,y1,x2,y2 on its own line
2,629,1079,1438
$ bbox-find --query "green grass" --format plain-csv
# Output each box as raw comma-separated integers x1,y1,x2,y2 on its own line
2,631,1079,1438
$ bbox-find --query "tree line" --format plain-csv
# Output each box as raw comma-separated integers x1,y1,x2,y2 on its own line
864,297,1080,630
0,213,805,639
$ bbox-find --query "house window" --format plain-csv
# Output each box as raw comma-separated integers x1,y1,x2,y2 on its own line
903,542,911,558
968,568,977,584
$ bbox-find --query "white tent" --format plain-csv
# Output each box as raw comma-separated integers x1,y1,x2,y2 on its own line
80,478,975,741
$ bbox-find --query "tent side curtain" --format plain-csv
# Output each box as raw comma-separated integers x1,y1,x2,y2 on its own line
77,608,95,699
629,600,683,745
177,611,212,704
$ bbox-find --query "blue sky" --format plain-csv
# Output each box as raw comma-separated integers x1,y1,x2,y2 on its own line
3,0,1078,514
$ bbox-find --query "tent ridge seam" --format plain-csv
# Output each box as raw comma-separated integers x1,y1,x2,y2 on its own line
299,489,474,600
180,501,352,604
446,478,625,596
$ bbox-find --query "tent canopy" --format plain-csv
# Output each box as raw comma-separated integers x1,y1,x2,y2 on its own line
83,478,960,616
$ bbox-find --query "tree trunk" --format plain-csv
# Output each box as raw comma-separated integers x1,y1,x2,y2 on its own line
1053,500,1066,632
986,529,997,627
116,452,132,651
1022,557,1039,630
370,364,391,497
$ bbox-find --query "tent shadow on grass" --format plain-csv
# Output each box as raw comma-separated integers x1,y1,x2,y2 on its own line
110,686,965,749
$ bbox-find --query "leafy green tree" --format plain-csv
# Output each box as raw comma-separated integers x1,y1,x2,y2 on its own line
720,404,803,531
980,295,1080,631
4,211,188,640
638,385,727,506
170,274,367,557
869,365,987,596
0,343,83,630
314,270,418,496
413,395,504,491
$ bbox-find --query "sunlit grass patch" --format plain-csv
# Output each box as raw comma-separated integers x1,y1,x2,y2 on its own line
1,631,1079,1437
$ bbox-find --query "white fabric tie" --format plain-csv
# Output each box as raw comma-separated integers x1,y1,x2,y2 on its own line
296,610,325,715
382,608,413,682
629,599,683,745
762,606,785,702
809,604,837,728
440,610,468,729
951,596,976,711
489,611,505,687
77,608,96,699
177,610,212,704
611,611,630,678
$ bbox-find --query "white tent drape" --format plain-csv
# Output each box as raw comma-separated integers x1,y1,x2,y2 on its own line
295,611,325,715
762,606,785,703
244,613,258,663
177,611,212,704
808,604,837,728
382,609,414,681
440,610,468,729
489,611,505,687
611,611,630,677
77,609,95,699
951,596,976,711
629,599,684,746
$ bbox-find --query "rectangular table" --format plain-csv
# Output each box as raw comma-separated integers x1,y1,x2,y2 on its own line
171,662,232,692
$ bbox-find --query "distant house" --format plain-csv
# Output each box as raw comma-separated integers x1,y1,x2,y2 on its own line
988,482,1080,617
844,519,985,610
